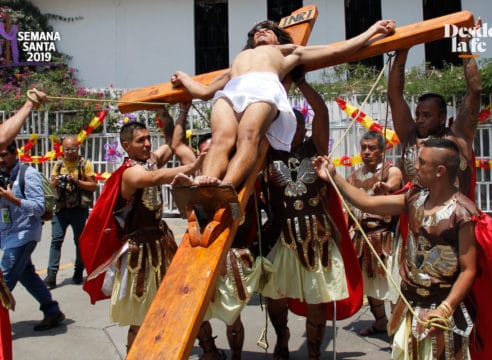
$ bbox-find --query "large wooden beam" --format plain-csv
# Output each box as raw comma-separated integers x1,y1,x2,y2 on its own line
303,10,474,72
126,6,318,359
118,10,474,113
127,139,268,360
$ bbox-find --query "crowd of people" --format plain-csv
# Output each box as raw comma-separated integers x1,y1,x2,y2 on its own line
1,15,490,360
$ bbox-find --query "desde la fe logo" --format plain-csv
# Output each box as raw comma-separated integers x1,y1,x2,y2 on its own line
444,22,491,58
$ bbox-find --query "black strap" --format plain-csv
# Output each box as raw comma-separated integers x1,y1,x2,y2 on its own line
54,159,63,176
77,158,86,180
18,163,29,198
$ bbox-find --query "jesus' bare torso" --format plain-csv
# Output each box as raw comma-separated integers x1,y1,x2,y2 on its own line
229,44,298,83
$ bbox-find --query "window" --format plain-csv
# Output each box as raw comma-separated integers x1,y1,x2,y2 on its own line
194,0,229,74
267,0,303,23
344,0,383,69
422,0,462,68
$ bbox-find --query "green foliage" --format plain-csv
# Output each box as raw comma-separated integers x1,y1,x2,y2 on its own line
0,1,102,134
402,62,468,100
297,59,492,102
479,58,492,95
314,63,388,97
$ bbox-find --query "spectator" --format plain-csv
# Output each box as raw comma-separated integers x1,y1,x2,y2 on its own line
0,89,47,358
0,140,65,331
43,135,97,288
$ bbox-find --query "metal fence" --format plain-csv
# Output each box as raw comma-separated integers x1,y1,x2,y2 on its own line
1,95,491,214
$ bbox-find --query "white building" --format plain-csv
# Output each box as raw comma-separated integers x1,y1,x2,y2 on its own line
28,0,490,89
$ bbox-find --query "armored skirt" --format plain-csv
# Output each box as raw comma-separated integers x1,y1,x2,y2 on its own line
109,226,176,326
347,161,398,302
261,239,348,304
204,254,274,326
261,140,350,304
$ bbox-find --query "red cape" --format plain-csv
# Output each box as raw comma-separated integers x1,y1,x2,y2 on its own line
288,185,363,320
80,161,131,304
470,212,492,360
0,307,11,360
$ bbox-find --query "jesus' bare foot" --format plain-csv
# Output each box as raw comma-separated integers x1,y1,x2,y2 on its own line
172,173,223,187
193,175,222,186
172,173,195,186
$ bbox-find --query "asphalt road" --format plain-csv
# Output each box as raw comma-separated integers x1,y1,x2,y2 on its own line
6,218,392,359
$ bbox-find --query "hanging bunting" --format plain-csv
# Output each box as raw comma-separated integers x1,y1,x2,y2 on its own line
479,103,491,122
77,109,107,144
476,158,492,170
18,109,107,163
335,97,400,147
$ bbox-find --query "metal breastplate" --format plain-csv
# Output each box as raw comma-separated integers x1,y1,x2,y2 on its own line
128,160,163,229
116,160,173,300
348,163,395,229
349,164,395,277
268,155,335,271
403,190,459,300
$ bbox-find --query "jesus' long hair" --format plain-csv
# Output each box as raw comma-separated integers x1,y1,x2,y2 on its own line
243,20,293,50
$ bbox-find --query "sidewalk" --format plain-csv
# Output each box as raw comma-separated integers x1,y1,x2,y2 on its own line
7,218,392,359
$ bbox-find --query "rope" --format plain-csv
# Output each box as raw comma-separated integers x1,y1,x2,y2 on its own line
27,89,213,129
27,89,42,105
253,186,270,352
379,55,393,181
27,87,169,108
46,95,167,107
328,57,390,158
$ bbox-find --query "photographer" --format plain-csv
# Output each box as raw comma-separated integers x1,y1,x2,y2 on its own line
43,135,97,288
0,140,65,331
0,89,48,356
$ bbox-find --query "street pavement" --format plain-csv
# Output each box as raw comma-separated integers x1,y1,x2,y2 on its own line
6,218,392,359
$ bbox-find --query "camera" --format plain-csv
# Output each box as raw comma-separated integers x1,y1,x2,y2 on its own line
0,171,9,190
57,174,73,190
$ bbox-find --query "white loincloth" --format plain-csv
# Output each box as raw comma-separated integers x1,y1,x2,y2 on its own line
214,72,296,151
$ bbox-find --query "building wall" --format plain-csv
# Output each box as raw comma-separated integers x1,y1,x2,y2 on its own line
381,0,424,70
30,0,196,89
29,0,490,89
228,0,266,63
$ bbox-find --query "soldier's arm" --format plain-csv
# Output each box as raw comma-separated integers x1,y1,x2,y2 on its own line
388,49,415,146
452,18,482,154
294,69,329,155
